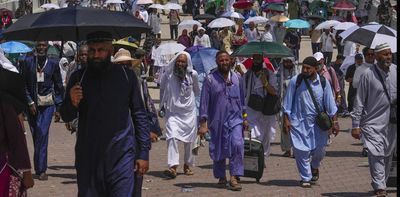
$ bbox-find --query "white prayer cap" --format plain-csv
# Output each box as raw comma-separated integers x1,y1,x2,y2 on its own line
313,52,324,61
374,43,391,53
198,27,206,32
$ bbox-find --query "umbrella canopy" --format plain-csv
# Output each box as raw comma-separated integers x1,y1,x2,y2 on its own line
270,15,289,22
162,2,182,10
315,20,340,30
284,19,310,29
332,1,356,10
193,14,216,20
334,22,357,30
154,42,186,66
264,3,285,12
105,0,125,3
178,20,202,30
0,41,32,53
185,45,204,53
40,3,60,9
231,42,293,58
149,3,165,9
112,39,138,49
136,0,153,4
265,0,285,3
339,55,355,74
3,6,151,41
207,18,236,28
233,0,253,9
189,47,219,74
0,8,13,18
242,57,275,72
221,11,244,19
244,16,268,25
340,24,397,52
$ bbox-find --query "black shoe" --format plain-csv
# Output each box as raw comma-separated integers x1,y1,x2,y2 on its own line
362,148,368,157
38,172,48,181
311,168,319,182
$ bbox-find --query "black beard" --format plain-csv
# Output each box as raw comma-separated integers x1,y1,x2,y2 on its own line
87,57,111,72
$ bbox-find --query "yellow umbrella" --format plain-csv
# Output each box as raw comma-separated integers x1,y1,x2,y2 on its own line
112,39,138,49
270,15,289,22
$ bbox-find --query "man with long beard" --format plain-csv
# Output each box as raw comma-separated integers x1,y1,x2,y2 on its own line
60,31,151,196
199,51,247,191
350,43,397,197
283,56,339,188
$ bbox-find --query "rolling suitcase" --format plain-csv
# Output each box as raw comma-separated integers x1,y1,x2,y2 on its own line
243,137,264,182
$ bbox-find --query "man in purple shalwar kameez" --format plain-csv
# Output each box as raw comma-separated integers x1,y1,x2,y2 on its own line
199,51,247,191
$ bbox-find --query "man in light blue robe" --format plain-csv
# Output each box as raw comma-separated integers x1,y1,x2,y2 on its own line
283,56,339,188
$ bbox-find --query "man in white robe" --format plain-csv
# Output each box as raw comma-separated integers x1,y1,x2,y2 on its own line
160,51,200,179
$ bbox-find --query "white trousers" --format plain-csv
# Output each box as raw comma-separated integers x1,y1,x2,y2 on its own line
249,113,277,159
167,138,194,168
368,152,394,190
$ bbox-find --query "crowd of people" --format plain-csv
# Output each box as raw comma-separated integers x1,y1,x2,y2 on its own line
0,0,397,197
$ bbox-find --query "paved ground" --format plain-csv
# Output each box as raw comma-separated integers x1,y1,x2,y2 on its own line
22,9,397,197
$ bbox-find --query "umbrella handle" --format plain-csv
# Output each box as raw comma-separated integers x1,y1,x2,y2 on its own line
59,40,64,59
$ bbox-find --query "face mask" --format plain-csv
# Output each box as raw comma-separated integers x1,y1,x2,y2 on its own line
252,64,263,72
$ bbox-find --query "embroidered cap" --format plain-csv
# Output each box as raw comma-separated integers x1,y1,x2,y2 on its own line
374,42,391,52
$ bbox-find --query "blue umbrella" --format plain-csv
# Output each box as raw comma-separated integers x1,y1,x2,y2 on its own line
0,41,32,53
189,47,219,75
284,19,311,29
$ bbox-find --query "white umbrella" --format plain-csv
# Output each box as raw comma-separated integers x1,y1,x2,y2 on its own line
178,20,202,30
136,0,153,4
40,3,60,9
315,20,340,30
221,11,244,19
207,18,236,28
162,2,182,10
149,3,164,9
154,42,186,67
104,0,124,3
334,22,357,30
244,16,269,25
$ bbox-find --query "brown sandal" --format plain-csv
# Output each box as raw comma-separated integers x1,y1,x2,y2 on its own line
163,168,177,179
183,164,194,175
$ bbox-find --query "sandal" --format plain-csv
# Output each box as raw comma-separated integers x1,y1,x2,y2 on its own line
217,178,227,185
375,189,387,197
311,168,319,182
229,176,242,191
300,180,311,188
163,168,177,179
183,165,194,176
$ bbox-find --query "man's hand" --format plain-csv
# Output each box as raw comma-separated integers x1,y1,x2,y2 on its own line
22,171,34,189
150,132,158,142
65,123,72,131
198,125,208,136
70,84,83,108
259,71,268,85
351,128,361,139
332,122,340,136
135,159,149,177
243,119,249,131
283,114,291,135
336,95,341,105
29,104,37,116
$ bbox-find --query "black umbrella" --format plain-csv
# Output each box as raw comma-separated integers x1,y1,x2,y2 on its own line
193,14,216,20
3,6,151,41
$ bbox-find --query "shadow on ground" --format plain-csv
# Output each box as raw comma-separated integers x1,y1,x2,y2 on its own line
261,179,299,187
321,191,373,197
47,173,77,180
48,165,75,170
325,150,362,157
174,182,227,190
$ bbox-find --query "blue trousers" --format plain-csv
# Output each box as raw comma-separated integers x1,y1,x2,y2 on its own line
28,105,55,175
134,172,143,197
293,145,326,182
213,124,244,179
